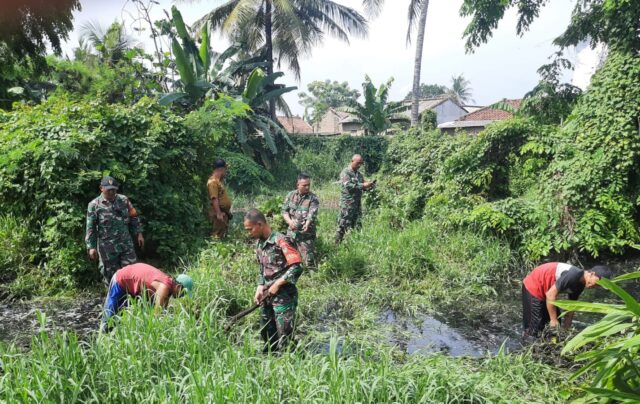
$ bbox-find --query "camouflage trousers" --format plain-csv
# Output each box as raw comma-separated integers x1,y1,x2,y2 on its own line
335,203,362,243
260,284,298,352
98,240,137,285
287,231,317,268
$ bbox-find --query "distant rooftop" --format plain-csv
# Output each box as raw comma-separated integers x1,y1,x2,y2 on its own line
459,99,521,121
277,116,313,134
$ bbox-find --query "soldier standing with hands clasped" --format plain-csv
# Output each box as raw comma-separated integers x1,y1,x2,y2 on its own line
86,176,144,285
282,173,320,268
335,154,375,243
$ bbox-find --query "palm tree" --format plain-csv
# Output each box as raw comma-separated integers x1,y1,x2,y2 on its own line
361,0,431,127
341,76,409,136
188,0,368,118
448,74,474,104
79,21,140,66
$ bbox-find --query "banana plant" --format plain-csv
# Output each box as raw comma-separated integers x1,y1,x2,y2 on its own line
236,67,296,166
340,75,409,135
554,271,640,402
159,6,267,107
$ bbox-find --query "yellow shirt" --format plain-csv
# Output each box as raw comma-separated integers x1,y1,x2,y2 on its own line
207,176,232,211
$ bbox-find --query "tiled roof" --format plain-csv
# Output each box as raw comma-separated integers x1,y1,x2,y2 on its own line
277,116,314,134
459,99,521,121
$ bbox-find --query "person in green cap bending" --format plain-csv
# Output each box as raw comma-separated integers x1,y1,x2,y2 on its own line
101,262,193,331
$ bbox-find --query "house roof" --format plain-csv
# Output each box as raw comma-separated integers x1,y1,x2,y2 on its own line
462,105,484,113
459,99,521,121
396,96,466,119
277,116,313,134
438,120,497,129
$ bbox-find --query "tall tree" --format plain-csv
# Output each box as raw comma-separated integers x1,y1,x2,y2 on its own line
298,80,360,125
448,74,474,104
362,0,432,127
189,0,368,119
408,1,430,127
79,21,141,66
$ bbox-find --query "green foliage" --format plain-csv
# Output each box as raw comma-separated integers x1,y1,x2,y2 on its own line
0,0,80,62
404,83,448,100
0,208,566,402
342,75,409,135
238,68,296,161
195,0,368,80
520,81,582,125
376,49,640,261
0,95,243,291
554,273,640,402
461,0,640,53
291,135,389,181
542,50,640,256
298,80,360,125
0,215,33,285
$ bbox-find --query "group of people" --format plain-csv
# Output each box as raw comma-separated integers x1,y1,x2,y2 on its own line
85,154,614,350
85,154,374,348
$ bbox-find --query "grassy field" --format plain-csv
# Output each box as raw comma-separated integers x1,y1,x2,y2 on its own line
0,197,573,402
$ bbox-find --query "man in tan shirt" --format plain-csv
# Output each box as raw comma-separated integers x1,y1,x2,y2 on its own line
207,159,232,238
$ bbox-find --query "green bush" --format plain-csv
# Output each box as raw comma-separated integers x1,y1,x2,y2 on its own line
0,95,243,291
291,135,389,179
0,215,33,284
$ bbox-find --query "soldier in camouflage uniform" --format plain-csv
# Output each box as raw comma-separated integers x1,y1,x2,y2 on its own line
86,176,144,285
282,173,320,268
244,209,303,352
335,154,375,243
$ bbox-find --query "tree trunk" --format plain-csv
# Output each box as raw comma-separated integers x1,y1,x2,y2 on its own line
264,0,276,120
411,1,429,127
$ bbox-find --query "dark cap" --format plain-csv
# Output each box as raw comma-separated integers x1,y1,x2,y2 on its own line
591,265,613,280
100,176,119,190
213,159,227,169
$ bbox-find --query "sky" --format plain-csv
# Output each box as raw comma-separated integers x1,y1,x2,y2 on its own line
61,0,594,116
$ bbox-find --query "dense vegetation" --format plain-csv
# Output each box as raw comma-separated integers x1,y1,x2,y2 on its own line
376,49,640,261
1,1,640,401
0,209,570,402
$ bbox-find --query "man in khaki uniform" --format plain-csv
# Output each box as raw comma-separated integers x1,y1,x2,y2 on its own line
207,159,232,238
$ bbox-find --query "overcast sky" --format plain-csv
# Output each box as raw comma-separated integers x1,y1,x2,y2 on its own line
62,0,590,116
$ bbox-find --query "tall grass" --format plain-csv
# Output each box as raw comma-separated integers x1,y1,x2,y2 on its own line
0,207,570,401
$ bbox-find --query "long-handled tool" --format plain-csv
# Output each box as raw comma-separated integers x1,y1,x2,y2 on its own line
224,291,273,332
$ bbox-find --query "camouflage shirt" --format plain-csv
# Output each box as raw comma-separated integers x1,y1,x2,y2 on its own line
255,232,303,285
281,191,320,235
339,166,365,206
85,194,141,249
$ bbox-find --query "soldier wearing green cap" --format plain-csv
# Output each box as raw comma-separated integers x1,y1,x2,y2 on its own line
101,263,193,331
86,176,144,284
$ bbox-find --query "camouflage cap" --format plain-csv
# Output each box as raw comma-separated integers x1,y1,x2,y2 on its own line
100,176,119,190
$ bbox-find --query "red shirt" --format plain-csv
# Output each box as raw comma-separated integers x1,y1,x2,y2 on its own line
523,262,583,301
115,263,174,297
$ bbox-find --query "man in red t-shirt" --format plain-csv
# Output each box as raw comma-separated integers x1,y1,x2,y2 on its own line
522,262,612,337
101,263,194,330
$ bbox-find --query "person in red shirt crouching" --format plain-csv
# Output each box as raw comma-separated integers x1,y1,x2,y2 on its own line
101,263,194,331
522,262,612,337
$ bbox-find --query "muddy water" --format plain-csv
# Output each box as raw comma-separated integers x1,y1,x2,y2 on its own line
0,297,102,348
385,259,640,357
1,259,639,356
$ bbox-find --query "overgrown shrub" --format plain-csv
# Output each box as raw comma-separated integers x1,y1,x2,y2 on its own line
0,95,243,291
291,135,388,181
